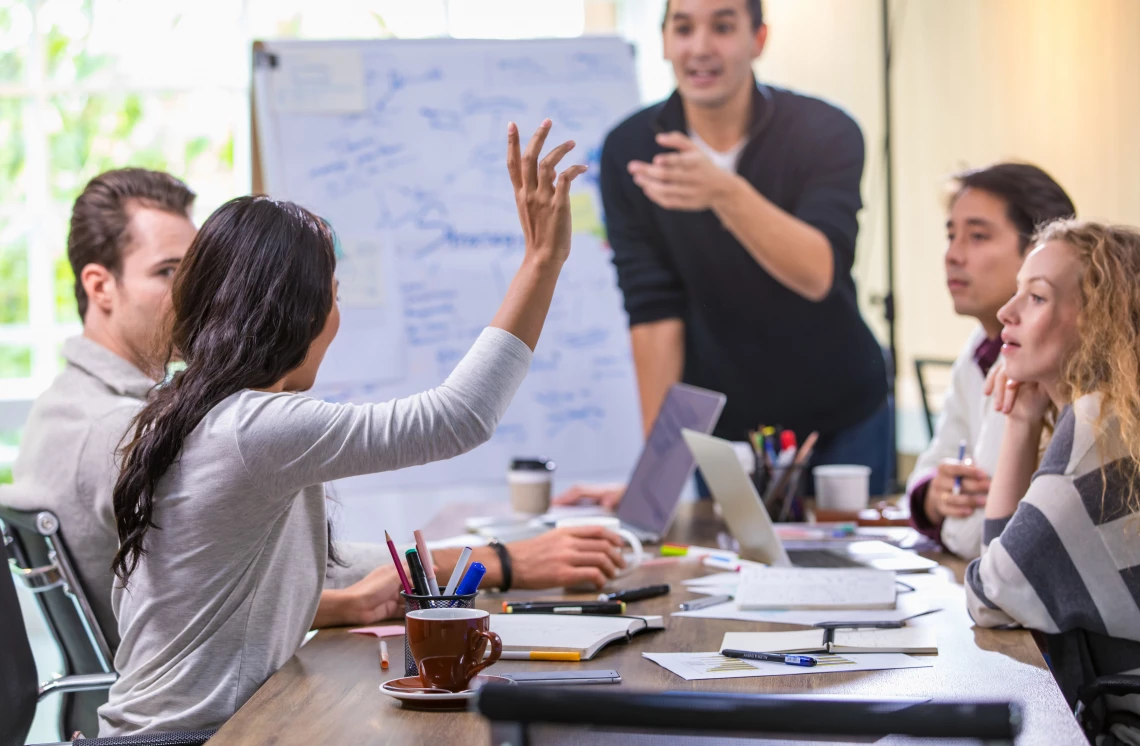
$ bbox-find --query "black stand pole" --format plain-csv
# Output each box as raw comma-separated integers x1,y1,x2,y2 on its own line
881,0,898,486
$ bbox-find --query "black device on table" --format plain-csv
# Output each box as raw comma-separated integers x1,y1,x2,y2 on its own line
502,670,622,686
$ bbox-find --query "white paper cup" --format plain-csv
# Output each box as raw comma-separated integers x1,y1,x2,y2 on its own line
508,458,554,514
812,465,872,511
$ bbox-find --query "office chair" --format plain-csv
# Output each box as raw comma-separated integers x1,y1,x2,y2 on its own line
1046,627,1140,743
1,506,217,745
478,685,1022,744
914,357,956,439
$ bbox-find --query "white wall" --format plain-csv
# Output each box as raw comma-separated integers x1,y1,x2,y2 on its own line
618,0,1140,454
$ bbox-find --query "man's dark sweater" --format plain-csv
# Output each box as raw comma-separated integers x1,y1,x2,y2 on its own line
601,82,887,442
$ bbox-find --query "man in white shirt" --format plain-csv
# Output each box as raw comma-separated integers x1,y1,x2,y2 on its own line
906,163,1075,559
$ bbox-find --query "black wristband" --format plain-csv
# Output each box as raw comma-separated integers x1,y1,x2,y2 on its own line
488,540,512,593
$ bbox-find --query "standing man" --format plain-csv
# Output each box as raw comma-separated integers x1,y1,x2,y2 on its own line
601,0,889,493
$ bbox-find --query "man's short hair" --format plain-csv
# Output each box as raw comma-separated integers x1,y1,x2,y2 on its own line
68,168,196,318
663,0,764,31
950,163,1076,254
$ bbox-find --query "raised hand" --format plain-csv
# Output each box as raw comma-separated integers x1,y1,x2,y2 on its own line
507,119,588,267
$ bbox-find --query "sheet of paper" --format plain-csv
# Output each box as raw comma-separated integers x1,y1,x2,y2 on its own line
673,591,936,626
272,48,366,113
682,572,739,588
642,652,933,681
348,625,406,638
735,566,897,610
721,630,827,654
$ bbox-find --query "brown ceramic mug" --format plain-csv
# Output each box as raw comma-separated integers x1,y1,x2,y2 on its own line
405,608,502,692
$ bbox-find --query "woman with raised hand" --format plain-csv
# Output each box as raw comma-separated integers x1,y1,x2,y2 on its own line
99,121,585,735
966,219,1140,739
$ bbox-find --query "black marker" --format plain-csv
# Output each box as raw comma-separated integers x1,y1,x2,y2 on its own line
598,584,670,603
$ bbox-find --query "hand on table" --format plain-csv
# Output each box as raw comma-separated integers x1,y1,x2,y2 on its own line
628,131,736,212
337,563,410,629
507,526,626,590
552,483,626,510
924,459,990,524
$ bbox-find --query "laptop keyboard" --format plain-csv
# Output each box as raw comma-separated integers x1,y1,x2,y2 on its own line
788,550,862,569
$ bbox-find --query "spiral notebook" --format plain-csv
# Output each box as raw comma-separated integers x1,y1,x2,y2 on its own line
721,627,937,655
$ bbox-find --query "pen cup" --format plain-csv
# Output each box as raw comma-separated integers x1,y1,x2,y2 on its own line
401,591,478,677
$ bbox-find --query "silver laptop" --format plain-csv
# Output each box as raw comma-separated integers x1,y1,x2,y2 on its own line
544,383,726,543
681,429,937,573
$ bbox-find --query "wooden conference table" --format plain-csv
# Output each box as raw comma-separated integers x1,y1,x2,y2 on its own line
207,502,1084,745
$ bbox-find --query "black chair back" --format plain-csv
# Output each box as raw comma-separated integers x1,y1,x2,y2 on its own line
1,506,114,740
0,533,37,746
914,357,957,438
478,685,1022,744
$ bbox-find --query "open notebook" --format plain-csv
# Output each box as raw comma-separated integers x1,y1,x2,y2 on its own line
490,614,665,660
721,628,937,655
735,566,897,610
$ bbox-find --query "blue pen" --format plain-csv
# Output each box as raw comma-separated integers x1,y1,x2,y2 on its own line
453,561,486,596
952,440,967,496
722,649,817,667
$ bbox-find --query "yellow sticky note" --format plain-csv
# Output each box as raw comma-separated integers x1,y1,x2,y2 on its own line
569,192,606,241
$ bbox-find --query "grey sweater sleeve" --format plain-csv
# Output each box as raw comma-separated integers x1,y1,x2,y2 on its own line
234,327,532,498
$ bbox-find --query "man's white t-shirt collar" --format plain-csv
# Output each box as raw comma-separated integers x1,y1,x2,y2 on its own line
689,130,746,173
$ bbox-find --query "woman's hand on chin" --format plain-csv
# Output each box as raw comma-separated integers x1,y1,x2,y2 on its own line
985,361,1052,425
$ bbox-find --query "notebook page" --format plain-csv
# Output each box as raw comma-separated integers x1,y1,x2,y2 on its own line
831,627,938,653
720,630,828,654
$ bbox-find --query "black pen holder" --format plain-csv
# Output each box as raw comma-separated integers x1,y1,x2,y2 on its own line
400,590,479,677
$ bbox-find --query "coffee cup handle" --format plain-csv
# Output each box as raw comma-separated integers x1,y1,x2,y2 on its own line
617,528,644,568
465,630,502,680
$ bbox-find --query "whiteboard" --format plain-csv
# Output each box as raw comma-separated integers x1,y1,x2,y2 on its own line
253,37,644,491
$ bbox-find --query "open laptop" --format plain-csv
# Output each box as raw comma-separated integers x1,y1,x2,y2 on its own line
681,429,937,572
543,383,727,543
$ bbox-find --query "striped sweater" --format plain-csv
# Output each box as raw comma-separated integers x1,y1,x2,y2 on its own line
966,395,1140,739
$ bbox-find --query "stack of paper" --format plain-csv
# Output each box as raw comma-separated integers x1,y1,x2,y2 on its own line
734,566,897,610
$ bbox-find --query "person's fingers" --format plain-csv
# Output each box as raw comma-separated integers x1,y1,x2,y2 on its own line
521,119,552,193
1003,380,1020,415
938,460,983,476
961,476,991,493
655,130,697,151
553,164,588,203
568,537,623,557
630,162,675,183
539,140,576,198
565,566,608,590
551,486,588,505
974,494,988,507
506,122,522,190
572,550,619,578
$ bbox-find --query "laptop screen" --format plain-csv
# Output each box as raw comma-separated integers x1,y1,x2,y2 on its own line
616,383,726,534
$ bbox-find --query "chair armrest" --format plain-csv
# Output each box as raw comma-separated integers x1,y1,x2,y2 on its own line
37,672,118,699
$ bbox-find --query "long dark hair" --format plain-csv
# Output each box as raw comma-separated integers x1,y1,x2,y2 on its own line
112,195,337,583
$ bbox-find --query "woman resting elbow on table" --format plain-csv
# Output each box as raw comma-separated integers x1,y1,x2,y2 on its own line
98,121,586,737
964,220,1140,736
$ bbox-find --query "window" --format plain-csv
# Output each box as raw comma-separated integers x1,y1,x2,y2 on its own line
0,0,602,411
